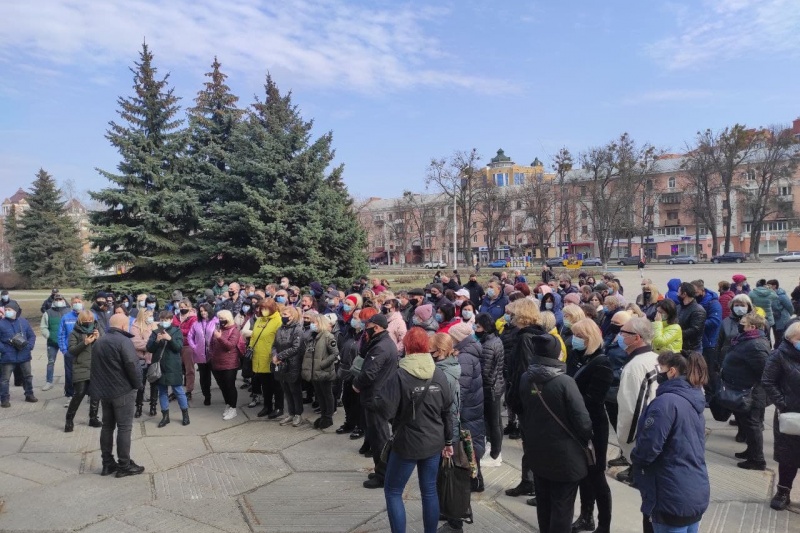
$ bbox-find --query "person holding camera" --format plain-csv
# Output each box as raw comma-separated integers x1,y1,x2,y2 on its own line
0,302,37,407
65,310,102,431
147,311,190,427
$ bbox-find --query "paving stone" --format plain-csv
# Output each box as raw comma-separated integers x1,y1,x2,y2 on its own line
140,404,249,437
206,421,318,453
0,472,151,531
0,397,45,420
0,453,76,484
20,415,143,453
79,517,145,533
0,436,26,456
707,454,774,502
0,470,41,499
154,452,290,500
701,501,800,532
354,501,530,532
142,435,209,471
152,498,253,533
281,433,374,472
243,472,385,532
116,504,231,532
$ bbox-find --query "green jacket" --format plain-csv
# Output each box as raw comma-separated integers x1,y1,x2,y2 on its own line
68,322,99,384
147,325,184,387
301,330,339,382
41,307,70,348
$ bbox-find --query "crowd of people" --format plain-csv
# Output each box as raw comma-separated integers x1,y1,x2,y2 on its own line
0,267,798,531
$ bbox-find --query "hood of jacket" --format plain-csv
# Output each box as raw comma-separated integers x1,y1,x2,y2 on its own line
655,376,705,414
399,353,436,379
435,355,461,382
776,287,788,298
751,286,773,298
698,289,719,308
667,278,682,292
526,355,566,384
455,335,481,357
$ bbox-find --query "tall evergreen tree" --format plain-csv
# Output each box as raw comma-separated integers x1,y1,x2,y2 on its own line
2,205,19,271
90,42,197,279
11,169,86,287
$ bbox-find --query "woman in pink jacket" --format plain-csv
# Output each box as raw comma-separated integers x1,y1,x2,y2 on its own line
209,310,243,421
187,303,218,406
130,309,156,417
383,298,407,355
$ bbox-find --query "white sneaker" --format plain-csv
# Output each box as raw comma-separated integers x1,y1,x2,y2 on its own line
482,453,503,468
291,415,302,427
42,382,53,391
247,396,261,408
279,414,293,426
222,407,238,421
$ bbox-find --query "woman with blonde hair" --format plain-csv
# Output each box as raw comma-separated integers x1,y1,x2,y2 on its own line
563,304,586,376
301,313,339,429
638,284,661,321
570,319,613,533
249,298,283,417
130,309,156,417
273,306,305,426
209,309,242,421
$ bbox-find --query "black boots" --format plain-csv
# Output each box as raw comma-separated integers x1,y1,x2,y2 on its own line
505,481,535,497
134,404,143,418
158,410,170,428
149,399,157,416
88,400,102,428
771,486,791,510
571,509,596,532
64,415,74,433
115,460,145,478
181,408,190,426
101,462,118,476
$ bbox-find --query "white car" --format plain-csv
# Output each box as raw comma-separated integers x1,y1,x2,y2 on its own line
774,252,800,262
424,261,446,269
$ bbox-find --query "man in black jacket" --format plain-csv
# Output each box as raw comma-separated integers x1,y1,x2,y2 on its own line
89,314,143,478
463,273,485,308
353,313,398,489
677,282,707,352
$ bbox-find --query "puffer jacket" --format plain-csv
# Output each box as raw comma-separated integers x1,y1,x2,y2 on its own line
355,331,398,408
273,321,304,383
677,300,706,352
652,321,682,353
772,288,794,331
250,312,282,373
697,289,722,350
477,332,505,397
721,330,770,409
762,340,800,468
749,286,778,327
146,325,184,386
436,355,461,444
130,320,154,364
172,310,197,347
386,311,407,354
208,325,241,371
301,329,339,382
666,278,682,305
718,290,735,320
0,317,35,364
479,293,509,321
454,336,486,459
716,308,751,365
632,377,709,526
187,317,218,364
500,323,519,383
68,322,99,383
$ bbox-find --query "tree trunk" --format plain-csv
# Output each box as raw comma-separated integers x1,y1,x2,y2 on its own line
723,189,732,253
750,228,761,261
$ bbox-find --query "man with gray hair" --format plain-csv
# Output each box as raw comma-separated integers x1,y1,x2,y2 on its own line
614,317,659,485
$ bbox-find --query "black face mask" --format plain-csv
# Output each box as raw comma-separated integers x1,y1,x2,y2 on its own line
179,308,189,315
737,323,746,334
281,316,290,326
430,293,440,301
643,291,651,300
608,324,621,335
303,322,311,330
656,371,669,385
381,306,390,314
228,290,235,297
475,331,486,340
219,320,228,327
365,327,376,337
559,284,568,290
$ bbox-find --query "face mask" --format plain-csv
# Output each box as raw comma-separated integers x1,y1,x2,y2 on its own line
425,293,431,300
73,303,84,312
82,323,95,333
96,301,106,309
461,310,474,321
242,305,251,314
536,294,543,301
310,323,318,332
656,371,670,384
503,313,512,324
281,316,290,326
280,282,289,289
351,318,363,330
219,320,228,327
602,306,609,313
794,341,800,352
608,324,621,335
276,296,287,304
617,334,628,351
303,321,311,330
146,303,156,310
160,321,171,329
326,299,334,306
365,326,376,337
475,331,485,340
487,289,496,298
228,290,235,297
381,306,390,315
737,323,746,334
412,316,422,326
642,292,651,300
179,308,189,315
732,306,747,317
122,301,129,308
146,317,154,325
430,293,440,301
559,284,568,290
563,320,572,329
572,336,586,351
545,302,553,310
343,304,353,313
247,292,255,297
4,310,16,320
434,313,443,323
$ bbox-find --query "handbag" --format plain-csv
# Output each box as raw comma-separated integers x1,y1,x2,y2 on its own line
146,345,167,384
9,332,28,351
778,412,800,436
533,382,596,467
717,379,753,412
243,324,267,361
380,376,433,463
437,458,473,523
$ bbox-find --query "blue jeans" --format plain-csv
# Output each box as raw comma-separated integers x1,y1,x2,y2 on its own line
652,521,700,533
46,344,59,384
63,353,74,396
384,451,440,533
158,384,188,411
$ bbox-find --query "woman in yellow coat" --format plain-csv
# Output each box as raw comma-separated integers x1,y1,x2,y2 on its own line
248,298,283,418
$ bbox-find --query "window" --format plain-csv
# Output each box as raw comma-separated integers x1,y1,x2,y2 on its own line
779,186,792,197
667,210,679,220
516,201,522,209
473,235,477,243
493,173,509,186
667,176,676,189
513,172,526,185
645,206,654,216
656,226,686,236
472,222,477,229
744,220,790,233
387,213,393,221
424,237,432,248
645,179,653,191
580,186,586,195
440,208,445,216
581,210,588,220
581,225,589,236
746,169,755,181
698,225,708,235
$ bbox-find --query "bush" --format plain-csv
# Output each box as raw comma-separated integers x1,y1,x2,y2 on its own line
0,272,29,290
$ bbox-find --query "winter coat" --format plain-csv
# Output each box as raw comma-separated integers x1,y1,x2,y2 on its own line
632,377,709,526
604,343,628,403
146,325,184,387
187,317,218,364
792,285,800,315
507,324,559,412
208,325,242,371
172,310,197,347
762,340,800,468
500,323,519,381
541,293,564,329
41,306,70,348
464,280,485,308
721,330,770,410
697,290,722,349
677,300,706,352
436,356,462,444
749,286,778,327
0,317,35,364
58,310,81,354
666,279,682,306
67,322,100,383
386,311,407,354
573,349,613,468
273,322,304,383
88,327,141,400
477,332,505,397
302,329,338,382
652,321,683,353
250,312,282,373
130,320,154,365
617,346,660,460
413,316,438,335
479,293,509,321
355,331,398,408
91,303,111,334
375,354,454,460
718,290,735,320
517,356,593,482
600,307,623,338
772,288,794,331
454,336,486,458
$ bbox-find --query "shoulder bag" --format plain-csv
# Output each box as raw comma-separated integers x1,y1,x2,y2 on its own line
380,376,433,463
146,345,167,384
9,332,28,351
717,376,753,412
533,381,596,467
778,411,800,436
243,323,267,361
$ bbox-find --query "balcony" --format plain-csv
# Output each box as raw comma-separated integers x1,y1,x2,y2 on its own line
660,193,682,204
665,219,681,226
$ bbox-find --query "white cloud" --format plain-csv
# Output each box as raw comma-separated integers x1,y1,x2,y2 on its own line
0,0,500,93
648,0,800,69
622,89,714,105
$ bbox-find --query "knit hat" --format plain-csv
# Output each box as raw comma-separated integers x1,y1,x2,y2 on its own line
414,304,434,322
594,282,608,292
95,291,108,300
309,281,324,296
429,283,444,293
732,274,747,284
533,334,563,360
448,322,474,343
365,313,388,329
564,293,581,306
345,294,362,309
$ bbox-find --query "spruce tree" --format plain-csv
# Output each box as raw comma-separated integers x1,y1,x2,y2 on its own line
90,42,197,279
3,205,18,271
11,169,86,287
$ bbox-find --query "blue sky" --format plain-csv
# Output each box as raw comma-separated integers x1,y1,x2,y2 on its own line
1,0,799,204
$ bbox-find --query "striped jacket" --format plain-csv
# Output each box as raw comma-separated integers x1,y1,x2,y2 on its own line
616,346,660,461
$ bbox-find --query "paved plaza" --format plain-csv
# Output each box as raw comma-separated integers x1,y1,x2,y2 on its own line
1,264,800,532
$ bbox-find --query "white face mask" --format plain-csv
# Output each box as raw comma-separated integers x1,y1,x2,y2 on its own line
732,306,748,317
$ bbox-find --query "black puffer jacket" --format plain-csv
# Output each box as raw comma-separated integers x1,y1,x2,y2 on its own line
678,300,706,352
454,336,486,459
507,324,561,415
500,323,520,383
762,340,800,468
273,322,304,383
717,313,748,365
573,350,613,469
721,331,770,409
355,331,398,409
517,356,592,483
477,332,505,397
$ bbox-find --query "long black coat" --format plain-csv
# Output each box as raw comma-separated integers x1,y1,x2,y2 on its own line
454,336,486,459
721,332,770,409
273,322,304,383
573,350,613,469
762,340,800,468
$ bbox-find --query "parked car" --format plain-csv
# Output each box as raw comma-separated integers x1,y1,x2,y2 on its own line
487,259,509,268
545,257,566,267
666,255,697,265
424,260,447,269
581,258,603,267
616,256,641,266
774,252,800,262
710,252,746,264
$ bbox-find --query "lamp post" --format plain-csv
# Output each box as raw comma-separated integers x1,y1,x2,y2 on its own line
453,193,457,267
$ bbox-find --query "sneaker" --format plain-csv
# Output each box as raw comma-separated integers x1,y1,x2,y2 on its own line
222,407,238,421
115,461,145,478
1,401,10,408
291,415,302,427
25,396,38,403
279,415,294,426
363,477,384,489
42,382,53,391
482,453,503,468
247,397,261,408
608,454,630,467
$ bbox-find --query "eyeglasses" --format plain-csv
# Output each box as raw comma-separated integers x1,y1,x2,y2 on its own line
619,329,637,336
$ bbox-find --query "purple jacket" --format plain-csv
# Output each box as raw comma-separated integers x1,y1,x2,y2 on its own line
187,317,218,364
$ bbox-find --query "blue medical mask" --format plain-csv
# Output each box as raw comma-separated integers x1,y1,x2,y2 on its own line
73,303,84,312
487,289,496,298
732,306,747,317
146,303,156,310
4,310,16,320
310,323,318,332
602,306,609,313
536,293,543,301
794,341,800,352
242,305,251,314
572,336,586,351
503,313,512,324
343,304,353,312
160,321,171,329
563,320,572,329
350,318,363,330
435,313,443,323
545,302,553,310
276,296,287,304
461,310,474,321
146,317,155,325
617,334,627,351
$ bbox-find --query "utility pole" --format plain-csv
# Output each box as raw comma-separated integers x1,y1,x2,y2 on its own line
453,193,457,267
